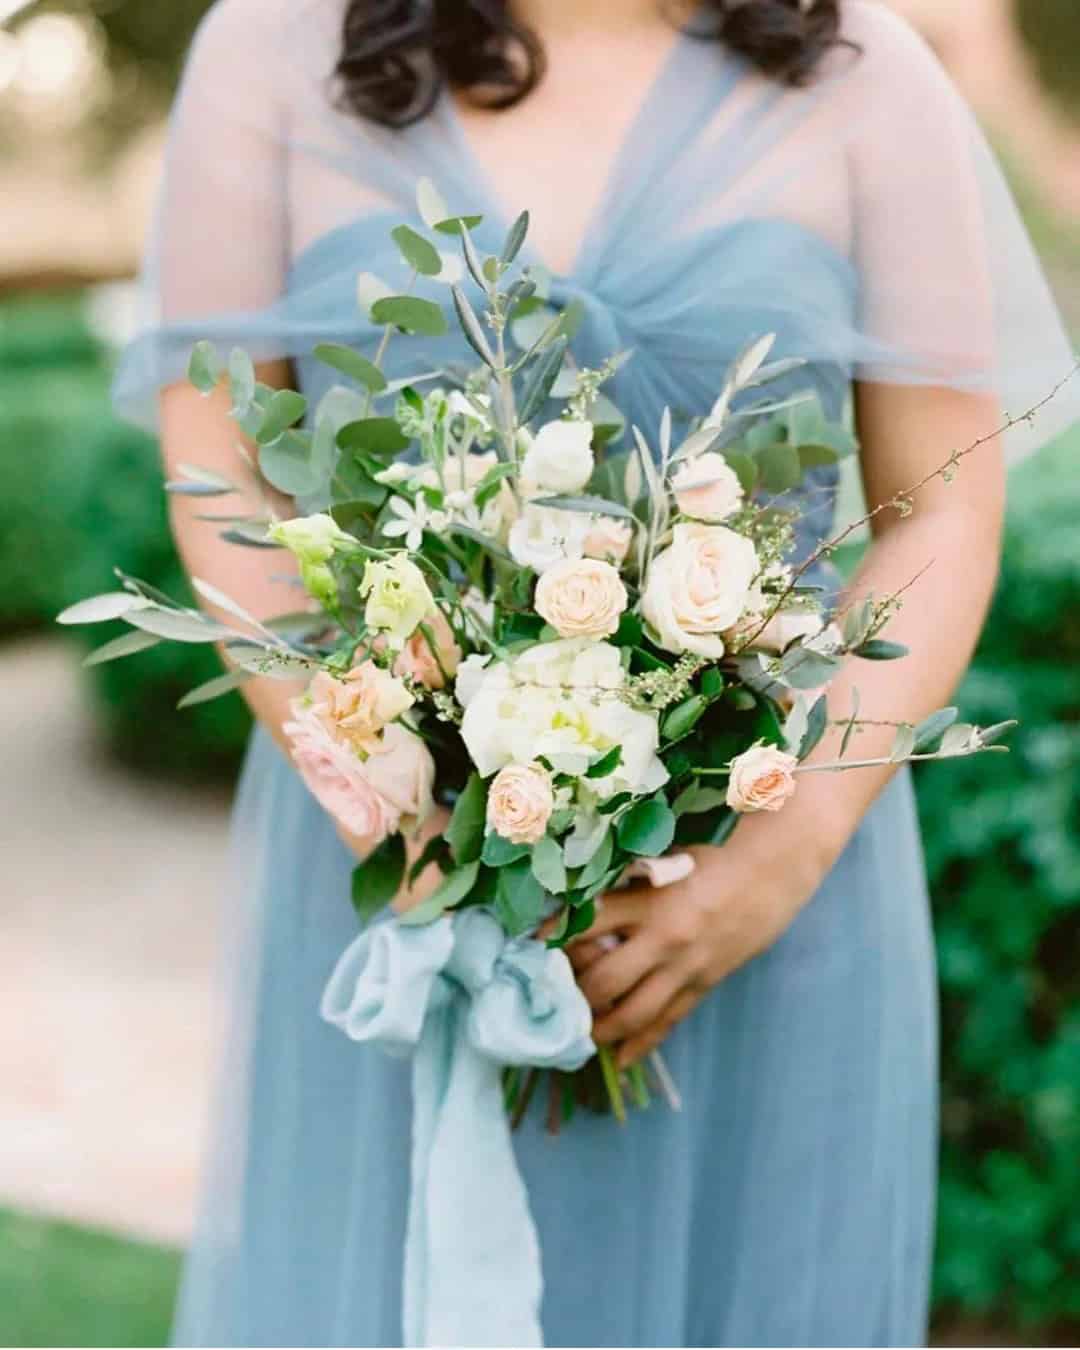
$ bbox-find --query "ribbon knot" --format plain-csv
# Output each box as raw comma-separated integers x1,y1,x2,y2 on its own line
321,908,594,1347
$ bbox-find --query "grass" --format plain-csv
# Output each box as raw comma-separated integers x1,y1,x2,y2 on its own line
0,1210,179,1349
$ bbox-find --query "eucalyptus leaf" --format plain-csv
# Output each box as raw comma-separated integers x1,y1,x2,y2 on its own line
912,706,959,754
481,832,531,867
496,858,547,937
531,835,567,894
351,834,407,920
617,796,676,857
518,337,568,425
586,745,623,780
337,418,411,455
188,340,221,394
446,773,487,864
228,348,256,416
755,442,802,494
434,214,484,236
890,724,917,763
177,668,252,709
371,295,449,337
531,493,635,521
673,782,729,816
256,390,308,446
391,224,443,276
399,860,481,926
451,285,496,366
662,696,707,742
356,271,393,315
83,630,162,667
260,431,320,497
977,720,1018,748
501,211,530,266
576,829,614,890
58,592,148,626
799,693,829,760
416,178,449,231
126,608,232,643
855,639,910,661
313,344,388,393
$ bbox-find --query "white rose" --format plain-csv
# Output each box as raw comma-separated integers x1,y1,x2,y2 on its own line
671,452,744,523
521,418,595,494
641,522,758,658
508,503,589,574
726,744,798,814
535,558,628,640
583,516,633,565
460,641,665,794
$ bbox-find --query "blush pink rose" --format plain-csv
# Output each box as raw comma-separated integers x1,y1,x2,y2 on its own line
671,452,744,522
486,762,554,844
534,557,628,640
726,744,799,814
392,606,463,691
365,722,437,824
284,701,402,844
583,516,633,565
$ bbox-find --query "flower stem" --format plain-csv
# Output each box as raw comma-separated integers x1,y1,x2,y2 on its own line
598,1045,627,1124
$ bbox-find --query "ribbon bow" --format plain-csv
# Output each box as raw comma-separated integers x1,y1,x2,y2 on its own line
321,908,595,1348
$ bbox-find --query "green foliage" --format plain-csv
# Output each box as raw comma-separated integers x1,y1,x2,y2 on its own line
1015,0,1080,122
918,428,1080,1329
0,293,250,780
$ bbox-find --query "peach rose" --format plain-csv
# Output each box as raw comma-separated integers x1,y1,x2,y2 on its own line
392,606,462,691
583,516,633,565
486,762,554,844
671,452,744,523
309,661,414,755
364,721,436,825
726,744,799,814
534,557,628,640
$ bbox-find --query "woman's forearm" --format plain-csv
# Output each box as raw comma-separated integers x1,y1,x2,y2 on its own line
161,375,305,754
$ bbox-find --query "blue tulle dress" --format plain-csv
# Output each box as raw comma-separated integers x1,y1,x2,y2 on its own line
114,2,1079,1345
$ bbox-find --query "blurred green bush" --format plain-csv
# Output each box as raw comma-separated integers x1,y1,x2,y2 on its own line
919,427,1080,1329
0,293,250,780
1014,0,1080,122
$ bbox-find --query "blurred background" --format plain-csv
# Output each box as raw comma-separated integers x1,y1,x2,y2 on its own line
1,0,1079,1345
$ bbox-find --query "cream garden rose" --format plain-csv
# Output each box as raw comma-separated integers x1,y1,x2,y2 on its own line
521,418,595,495
534,558,628,640
359,555,435,649
486,762,555,844
726,744,799,814
641,522,759,657
671,452,744,522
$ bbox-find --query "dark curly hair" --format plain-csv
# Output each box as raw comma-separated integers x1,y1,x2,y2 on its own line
335,1,845,128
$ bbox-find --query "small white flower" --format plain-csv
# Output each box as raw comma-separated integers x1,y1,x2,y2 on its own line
381,495,429,551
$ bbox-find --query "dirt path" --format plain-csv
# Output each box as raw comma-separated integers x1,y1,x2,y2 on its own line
0,637,231,1245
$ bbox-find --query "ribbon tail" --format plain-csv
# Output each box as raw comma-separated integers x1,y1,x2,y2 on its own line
410,998,545,1348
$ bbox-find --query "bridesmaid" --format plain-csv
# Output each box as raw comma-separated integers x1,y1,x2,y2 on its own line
118,0,1076,1344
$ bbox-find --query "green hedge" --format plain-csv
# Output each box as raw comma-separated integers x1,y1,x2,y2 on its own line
0,294,250,779
1015,0,1080,122
919,429,1080,1329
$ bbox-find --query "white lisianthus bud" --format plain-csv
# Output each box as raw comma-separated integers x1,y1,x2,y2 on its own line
521,418,595,494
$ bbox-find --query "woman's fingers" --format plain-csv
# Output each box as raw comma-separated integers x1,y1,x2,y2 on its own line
565,938,613,974
592,966,686,1045
578,934,660,1013
615,989,700,1068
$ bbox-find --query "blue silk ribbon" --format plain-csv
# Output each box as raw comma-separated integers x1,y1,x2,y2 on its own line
321,908,595,1348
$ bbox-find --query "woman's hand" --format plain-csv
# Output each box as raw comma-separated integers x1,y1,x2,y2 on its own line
568,791,852,1068
336,806,452,912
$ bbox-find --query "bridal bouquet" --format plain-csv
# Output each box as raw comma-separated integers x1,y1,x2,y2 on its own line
61,184,1020,1344
62,184,1012,1117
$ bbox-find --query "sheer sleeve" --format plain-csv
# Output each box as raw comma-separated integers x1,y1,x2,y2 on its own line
842,1,1078,457
114,0,290,426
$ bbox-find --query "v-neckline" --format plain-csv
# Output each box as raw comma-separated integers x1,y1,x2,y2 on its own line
440,22,694,281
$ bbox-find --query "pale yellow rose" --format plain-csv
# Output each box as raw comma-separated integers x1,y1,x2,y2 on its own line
359,554,435,648
486,762,555,844
583,516,633,565
534,558,628,640
726,744,799,814
641,522,758,658
309,662,414,755
671,452,744,522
